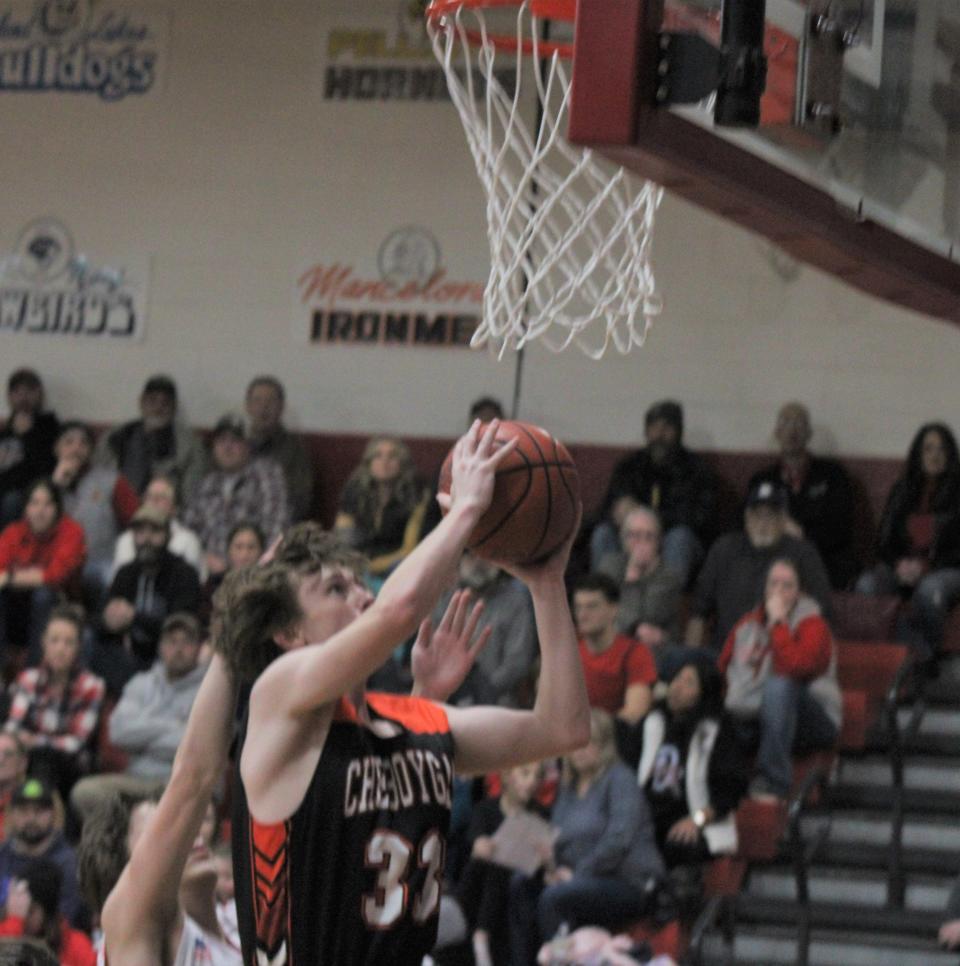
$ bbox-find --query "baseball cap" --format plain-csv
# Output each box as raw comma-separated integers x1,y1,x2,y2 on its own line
161,612,201,640
746,480,788,511
212,412,249,442
645,399,684,436
130,504,170,529
11,778,54,809
142,374,177,401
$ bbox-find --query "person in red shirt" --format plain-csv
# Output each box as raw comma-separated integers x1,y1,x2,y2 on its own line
573,574,656,765
0,857,95,965
718,558,842,799
0,478,86,660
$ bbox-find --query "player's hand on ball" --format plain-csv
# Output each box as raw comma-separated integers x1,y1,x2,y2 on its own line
411,589,492,702
496,501,583,586
437,419,516,518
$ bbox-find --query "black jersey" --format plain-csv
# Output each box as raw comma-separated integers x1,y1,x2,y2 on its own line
233,692,456,966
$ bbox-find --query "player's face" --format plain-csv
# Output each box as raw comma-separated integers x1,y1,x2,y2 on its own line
42,618,80,676
290,567,374,648
573,590,617,638
667,665,702,715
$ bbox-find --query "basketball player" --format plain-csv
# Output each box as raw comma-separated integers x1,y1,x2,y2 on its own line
77,560,491,966
224,419,590,965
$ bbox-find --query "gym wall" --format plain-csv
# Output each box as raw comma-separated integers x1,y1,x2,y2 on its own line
0,0,956,459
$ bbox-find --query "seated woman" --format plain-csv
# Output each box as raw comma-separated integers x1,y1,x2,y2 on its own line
201,521,264,620
334,435,430,588
508,710,665,966
719,558,841,800
0,479,85,662
5,607,105,802
446,762,546,966
856,422,960,664
638,659,748,868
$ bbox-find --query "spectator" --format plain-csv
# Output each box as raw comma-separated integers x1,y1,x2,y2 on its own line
719,558,841,800
0,858,95,965
5,608,105,802
334,435,431,586
443,762,545,966
590,400,717,587
0,734,27,842
596,506,683,647
432,552,537,708
98,375,206,503
112,473,205,580
183,413,290,577
0,370,59,528
637,659,748,868
940,875,960,950
52,422,138,601
70,613,206,826
748,402,856,588
96,505,202,692
202,522,265,618
244,375,314,522
687,480,832,652
0,779,83,926
574,575,656,729
0,479,85,661
856,423,960,665
508,710,664,966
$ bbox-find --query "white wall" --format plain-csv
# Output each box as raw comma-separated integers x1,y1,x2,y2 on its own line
1,0,957,459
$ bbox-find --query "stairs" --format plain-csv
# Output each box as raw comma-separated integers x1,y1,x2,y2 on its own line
699,654,960,965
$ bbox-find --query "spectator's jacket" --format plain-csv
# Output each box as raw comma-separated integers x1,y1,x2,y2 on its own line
5,664,105,760
599,446,717,541
184,458,290,560
0,411,59,497
0,516,86,587
637,708,748,856
596,552,683,638
718,595,842,729
100,418,207,503
876,475,960,570
0,833,83,924
61,466,138,568
109,660,206,780
104,550,202,664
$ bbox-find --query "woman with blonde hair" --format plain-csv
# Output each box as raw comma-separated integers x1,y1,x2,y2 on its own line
509,709,665,966
335,435,430,584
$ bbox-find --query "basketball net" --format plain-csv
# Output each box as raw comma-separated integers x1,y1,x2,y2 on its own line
426,1,663,359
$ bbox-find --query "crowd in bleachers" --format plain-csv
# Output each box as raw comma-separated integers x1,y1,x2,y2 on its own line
0,365,959,964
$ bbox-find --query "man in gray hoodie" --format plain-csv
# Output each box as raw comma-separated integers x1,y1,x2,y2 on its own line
70,612,206,825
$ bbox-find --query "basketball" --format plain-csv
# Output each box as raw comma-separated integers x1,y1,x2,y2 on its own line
438,421,580,565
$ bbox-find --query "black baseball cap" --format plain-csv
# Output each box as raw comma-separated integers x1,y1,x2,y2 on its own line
11,778,54,809
746,480,788,511
142,374,177,401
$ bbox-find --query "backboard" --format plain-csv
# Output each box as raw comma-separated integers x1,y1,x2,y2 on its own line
568,0,960,324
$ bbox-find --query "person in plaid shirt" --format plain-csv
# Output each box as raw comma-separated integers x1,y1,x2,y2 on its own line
5,606,105,802
183,413,290,579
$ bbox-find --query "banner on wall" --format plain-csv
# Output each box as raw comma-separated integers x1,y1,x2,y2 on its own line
296,226,484,349
0,0,166,100
0,217,150,341
323,0,514,102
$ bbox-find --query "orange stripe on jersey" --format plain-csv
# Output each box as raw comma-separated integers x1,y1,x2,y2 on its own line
366,693,451,734
250,819,291,963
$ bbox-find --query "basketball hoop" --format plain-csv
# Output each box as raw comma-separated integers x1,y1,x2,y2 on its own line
426,0,663,359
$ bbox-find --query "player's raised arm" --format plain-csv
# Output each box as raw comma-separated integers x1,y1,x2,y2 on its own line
97,652,236,954
444,507,591,774
249,420,514,718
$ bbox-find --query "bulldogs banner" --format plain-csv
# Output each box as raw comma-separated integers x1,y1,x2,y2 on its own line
0,0,167,100
0,218,150,341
